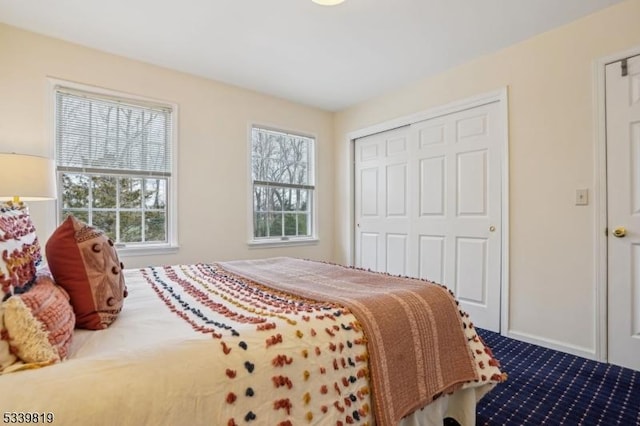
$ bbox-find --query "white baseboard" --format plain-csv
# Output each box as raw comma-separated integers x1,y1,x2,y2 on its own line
503,330,597,361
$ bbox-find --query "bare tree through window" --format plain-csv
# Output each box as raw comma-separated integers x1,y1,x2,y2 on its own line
251,127,314,240
56,88,172,245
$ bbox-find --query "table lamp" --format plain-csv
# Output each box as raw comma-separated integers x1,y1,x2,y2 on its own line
0,152,57,205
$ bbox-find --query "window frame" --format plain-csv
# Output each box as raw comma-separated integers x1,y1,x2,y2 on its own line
248,124,318,247
49,79,179,256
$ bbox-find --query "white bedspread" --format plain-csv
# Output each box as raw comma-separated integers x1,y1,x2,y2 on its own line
0,265,500,425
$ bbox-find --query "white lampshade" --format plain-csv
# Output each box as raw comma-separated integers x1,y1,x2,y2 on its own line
0,153,57,202
312,0,345,5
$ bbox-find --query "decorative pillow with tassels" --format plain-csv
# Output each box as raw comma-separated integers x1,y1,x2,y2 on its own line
0,203,42,302
0,272,75,374
46,215,127,330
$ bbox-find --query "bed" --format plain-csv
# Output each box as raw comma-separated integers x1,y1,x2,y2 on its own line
0,209,504,426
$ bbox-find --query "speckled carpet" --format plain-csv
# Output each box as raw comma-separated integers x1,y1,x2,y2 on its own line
467,329,640,425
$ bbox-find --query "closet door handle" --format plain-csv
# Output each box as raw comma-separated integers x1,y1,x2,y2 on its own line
612,226,626,238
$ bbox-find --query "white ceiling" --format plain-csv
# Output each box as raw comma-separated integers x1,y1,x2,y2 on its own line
0,0,624,111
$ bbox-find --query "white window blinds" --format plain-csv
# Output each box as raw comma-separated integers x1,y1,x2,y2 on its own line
55,88,173,177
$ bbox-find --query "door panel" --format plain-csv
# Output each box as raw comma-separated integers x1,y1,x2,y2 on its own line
607,54,640,371
359,143,378,161
457,150,488,216
387,233,408,276
359,232,379,271
386,136,407,156
386,163,407,217
456,237,488,304
418,235,445,282
419,156,445,216
360,168,378,216
355,99,504,332
418,123,445,147
456,114,487,140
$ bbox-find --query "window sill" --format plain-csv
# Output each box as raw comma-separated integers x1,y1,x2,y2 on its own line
248,238,319,249
114,244,179,257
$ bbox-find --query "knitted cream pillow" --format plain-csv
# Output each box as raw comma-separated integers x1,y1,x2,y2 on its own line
1,274,75,373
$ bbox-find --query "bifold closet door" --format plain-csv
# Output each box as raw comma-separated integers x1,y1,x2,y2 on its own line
355,100,503,332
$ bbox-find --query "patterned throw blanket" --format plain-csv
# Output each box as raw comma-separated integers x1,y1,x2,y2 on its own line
219,257,478,425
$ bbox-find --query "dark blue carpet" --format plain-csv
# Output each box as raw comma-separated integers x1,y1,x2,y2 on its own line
474,329,640,426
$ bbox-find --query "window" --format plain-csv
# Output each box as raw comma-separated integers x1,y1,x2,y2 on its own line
54,85,176,252
251,126,315,243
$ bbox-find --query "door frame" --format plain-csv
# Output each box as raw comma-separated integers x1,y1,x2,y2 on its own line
594,45,640,363
344,88,510,334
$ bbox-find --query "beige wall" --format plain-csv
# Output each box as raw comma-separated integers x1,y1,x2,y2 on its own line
0,23,335,268
2,0,639,359
333,0,640,357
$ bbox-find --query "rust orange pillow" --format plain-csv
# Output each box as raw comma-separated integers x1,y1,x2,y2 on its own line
45,216,127,330
2,273,75,371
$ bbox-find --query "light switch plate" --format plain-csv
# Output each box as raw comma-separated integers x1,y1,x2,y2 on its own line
576,189,588,206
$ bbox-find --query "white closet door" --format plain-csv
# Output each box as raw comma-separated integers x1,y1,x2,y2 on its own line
412,101,502,331
355,100,503,332
355,127,411,276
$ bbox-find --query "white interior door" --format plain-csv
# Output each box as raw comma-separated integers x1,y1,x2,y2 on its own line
355,99,504,332
606,54,640,371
